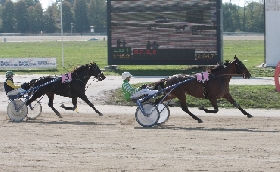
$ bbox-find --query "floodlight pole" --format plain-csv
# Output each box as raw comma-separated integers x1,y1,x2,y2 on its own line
60,0,64,67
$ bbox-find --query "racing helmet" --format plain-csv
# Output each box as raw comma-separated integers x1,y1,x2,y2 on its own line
122,72,132,80
6,71,14,78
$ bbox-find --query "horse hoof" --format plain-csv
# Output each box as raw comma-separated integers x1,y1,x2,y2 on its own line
198,119,203,123
247,114,253,118
60,104,65,108
98,113,103,116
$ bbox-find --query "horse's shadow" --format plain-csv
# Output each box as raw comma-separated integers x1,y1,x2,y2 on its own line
134,125,279,133
23,120,116,126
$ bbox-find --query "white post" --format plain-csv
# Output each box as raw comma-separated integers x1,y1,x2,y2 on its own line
60,0,64,67
71,23,73,36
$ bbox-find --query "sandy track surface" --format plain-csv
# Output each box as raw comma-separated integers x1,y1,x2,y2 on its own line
1,74,279,171
1,109,280,172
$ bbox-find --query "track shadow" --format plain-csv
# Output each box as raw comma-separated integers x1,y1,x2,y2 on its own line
24,120,115,126
134,125,279,133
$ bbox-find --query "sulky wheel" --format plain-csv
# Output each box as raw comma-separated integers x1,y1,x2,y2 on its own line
157,104,170,124
7,99,28,122
27,101,42,120
135,103,160,127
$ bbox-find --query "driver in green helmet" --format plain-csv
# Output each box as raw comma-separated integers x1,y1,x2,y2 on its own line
121,71,158,102
4,71,26,96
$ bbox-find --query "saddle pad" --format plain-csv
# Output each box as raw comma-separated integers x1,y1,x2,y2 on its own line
62,72,72,83
196,72,209,83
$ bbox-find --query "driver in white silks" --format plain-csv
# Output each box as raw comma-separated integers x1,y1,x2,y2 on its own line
4,71,26,96
121,72,158,102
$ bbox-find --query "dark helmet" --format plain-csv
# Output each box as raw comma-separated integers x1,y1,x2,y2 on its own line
6,71,14,78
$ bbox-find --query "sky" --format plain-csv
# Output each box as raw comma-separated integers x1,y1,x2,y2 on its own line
41,0,56,10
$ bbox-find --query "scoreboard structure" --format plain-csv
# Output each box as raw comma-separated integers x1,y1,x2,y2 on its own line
107,0,222,65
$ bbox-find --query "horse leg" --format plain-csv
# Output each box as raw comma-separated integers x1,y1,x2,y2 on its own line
177,94,203,123
47,94,62,118
26,95,37,106
223,93,253,118
60,97,77,111
79,95,103,116
198,98,219,113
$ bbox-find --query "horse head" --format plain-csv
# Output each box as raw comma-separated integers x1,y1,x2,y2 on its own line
233,55,251,79
88,62,106,81
210,55,251,79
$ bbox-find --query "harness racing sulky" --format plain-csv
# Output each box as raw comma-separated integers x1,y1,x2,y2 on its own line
135,55,253,127
6,62,106,122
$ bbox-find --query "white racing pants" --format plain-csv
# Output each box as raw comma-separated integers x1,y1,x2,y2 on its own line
7,88,26,96
130,89,158,100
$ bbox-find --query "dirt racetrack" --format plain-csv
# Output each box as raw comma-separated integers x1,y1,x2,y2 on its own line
1,106,280,171
1,74,280,171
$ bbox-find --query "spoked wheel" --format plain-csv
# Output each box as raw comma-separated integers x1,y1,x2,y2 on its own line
135,103,160,127
27,101,42,120
157,104,170,124
7,99,28,122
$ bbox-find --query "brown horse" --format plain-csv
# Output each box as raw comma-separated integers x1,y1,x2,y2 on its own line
154,56,252,123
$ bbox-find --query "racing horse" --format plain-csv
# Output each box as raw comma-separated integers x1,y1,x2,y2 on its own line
24,62,106,118
154,55,252,123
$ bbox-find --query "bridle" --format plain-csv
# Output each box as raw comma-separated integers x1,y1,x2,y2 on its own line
72,63,105,84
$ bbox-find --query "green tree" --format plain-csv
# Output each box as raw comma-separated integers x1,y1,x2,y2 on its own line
87,0,95,28
43,4,58,33
0,0,6,6
27,4,43,33
65,0,74,5
244,2,264,32
223,3,242,32
15,0,29,33
28,6,36,33
23,0,39,7
62,1,74,33
2,0,15,33
0,4,3,32
33,3,43,33
73,0,89,33
88,0,106,29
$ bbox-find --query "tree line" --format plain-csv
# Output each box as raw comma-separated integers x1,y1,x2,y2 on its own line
0,0,106,34
223,1,264,33
0,0,264,34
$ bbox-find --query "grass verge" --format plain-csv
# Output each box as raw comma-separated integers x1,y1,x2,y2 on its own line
107,84,280,109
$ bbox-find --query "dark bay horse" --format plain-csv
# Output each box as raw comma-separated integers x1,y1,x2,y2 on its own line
24,62,106,118
155,56,252,123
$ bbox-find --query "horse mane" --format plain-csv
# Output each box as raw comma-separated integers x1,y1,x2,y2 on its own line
209,60,230,73
71,62,96,73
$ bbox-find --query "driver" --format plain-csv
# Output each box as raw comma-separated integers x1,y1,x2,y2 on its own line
121,72,158,102
4,71,26,96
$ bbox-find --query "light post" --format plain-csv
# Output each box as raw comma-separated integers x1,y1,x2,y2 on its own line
71,23,74,36
56,0,64,67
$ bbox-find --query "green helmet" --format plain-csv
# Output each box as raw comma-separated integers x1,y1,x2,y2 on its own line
6,71,14,78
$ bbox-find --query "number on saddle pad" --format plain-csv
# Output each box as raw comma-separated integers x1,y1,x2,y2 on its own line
62,72,72,83
195,71,209,83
